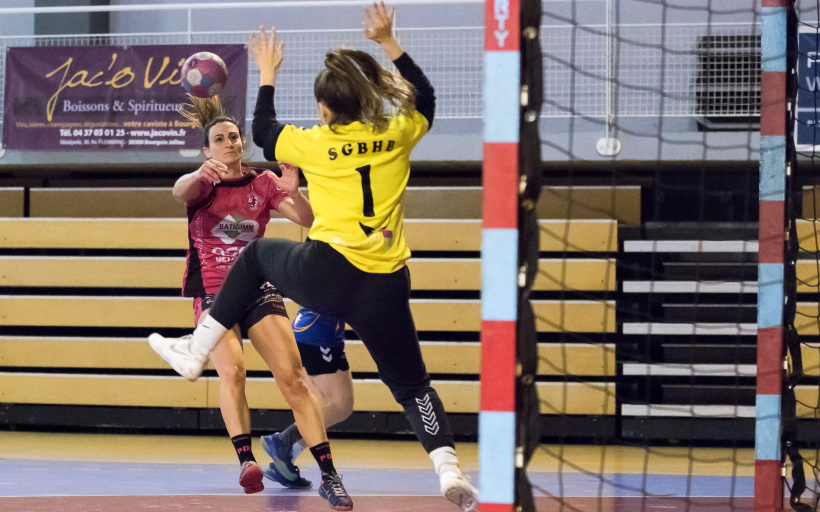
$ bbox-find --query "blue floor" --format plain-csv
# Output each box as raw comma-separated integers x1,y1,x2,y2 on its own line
0,459,754,498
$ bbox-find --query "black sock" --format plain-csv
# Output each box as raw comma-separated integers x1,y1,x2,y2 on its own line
309,442,336,476
231,434,256,465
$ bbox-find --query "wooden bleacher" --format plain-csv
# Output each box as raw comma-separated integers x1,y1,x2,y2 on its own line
0,256,614,292
25,185,641,224
790,217,820,418
0,188,24,217
0,217,616,252
0,186,626,433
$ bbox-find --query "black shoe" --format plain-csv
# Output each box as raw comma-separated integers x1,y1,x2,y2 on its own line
318,472,353,511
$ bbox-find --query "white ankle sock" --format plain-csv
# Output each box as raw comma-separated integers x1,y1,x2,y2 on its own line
191,315,228,357
292,440,306,460
429,446,461,475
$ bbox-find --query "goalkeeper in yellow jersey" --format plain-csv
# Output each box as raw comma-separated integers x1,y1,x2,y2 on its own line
148,3,477,510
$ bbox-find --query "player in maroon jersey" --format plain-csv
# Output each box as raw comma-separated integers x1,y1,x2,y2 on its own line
149,95,351,508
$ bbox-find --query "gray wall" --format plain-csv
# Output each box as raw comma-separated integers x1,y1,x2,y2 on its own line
0,0,35,36
108,0,484,33
0,0,764,168
35,0,109,35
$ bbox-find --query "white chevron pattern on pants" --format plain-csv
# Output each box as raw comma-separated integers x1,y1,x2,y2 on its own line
415,394,440,435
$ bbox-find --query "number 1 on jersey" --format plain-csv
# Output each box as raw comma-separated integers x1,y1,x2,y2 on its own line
355,164,375,217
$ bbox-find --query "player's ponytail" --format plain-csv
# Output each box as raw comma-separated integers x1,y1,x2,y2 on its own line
178,94,244,148
315,49,415,132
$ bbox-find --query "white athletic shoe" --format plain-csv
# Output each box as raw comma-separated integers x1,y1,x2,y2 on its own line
147,333,208,382
440,470,478,512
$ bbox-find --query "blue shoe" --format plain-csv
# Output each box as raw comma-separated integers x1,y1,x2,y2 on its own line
261,433,313,490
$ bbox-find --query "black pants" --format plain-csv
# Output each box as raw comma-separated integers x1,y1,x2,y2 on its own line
209,238,454,453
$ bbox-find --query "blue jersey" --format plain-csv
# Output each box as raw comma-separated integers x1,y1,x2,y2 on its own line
292,308,345,347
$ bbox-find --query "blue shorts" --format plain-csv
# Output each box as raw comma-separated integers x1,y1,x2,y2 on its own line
293,308,349,376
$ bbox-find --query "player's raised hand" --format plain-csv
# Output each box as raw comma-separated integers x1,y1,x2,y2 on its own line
364,3,402,60
272,161,300,195
363,2,394,44
194,158,228,185
249,25,284,87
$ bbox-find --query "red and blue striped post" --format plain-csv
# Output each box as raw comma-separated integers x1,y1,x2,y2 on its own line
756,1,789,511
480,1,520,511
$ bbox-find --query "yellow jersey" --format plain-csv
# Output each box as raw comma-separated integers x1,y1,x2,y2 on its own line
274,111,429,273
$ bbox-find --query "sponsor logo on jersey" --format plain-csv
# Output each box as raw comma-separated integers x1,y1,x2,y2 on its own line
211,246,244,264
211,213,260,245
247,193,262,211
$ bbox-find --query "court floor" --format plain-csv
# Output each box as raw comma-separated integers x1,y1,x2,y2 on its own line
0,431,757,511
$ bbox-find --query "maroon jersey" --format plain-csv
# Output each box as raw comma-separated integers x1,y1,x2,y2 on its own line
182,164,288,296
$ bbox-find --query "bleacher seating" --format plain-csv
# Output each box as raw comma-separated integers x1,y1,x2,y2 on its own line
793,217,820,417
23,185,641,224
0,187,24,217
0,185,626,434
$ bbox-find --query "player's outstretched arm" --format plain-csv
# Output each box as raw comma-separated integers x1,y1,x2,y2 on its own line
250,25,284,87
251,26,287,161
365,2,436,127
364,2,403,60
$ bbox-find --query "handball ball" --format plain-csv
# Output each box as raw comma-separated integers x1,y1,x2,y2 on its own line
181,51,228,98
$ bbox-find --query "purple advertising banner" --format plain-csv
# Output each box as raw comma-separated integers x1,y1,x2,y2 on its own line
2,44,247,150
